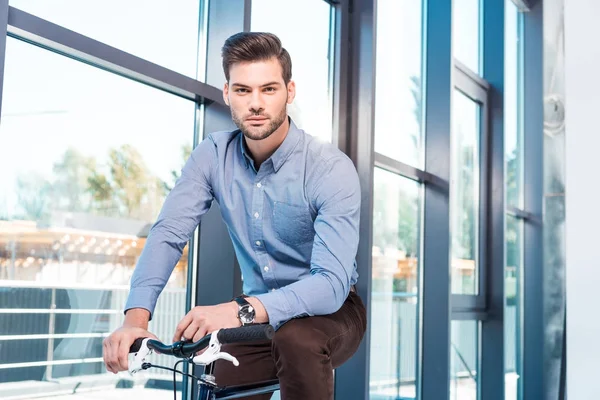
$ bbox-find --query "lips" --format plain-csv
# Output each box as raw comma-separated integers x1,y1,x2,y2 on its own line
246,117,268,122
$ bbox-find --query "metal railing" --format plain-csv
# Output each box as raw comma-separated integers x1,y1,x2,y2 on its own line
0,282,518,397
0,281,186,384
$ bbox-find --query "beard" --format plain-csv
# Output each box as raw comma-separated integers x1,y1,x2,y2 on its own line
231,103,287,141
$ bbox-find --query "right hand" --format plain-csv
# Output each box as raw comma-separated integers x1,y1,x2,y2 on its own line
102,326,158,373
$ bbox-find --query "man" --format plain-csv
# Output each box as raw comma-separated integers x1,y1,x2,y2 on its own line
103,32,366,399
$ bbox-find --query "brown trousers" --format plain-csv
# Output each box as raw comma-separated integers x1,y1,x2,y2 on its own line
213,291,367,400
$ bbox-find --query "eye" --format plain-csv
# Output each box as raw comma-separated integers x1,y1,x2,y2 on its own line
235,88,249,93
264,87,276,93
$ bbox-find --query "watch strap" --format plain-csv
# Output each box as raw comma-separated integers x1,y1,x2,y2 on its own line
234,296,250,307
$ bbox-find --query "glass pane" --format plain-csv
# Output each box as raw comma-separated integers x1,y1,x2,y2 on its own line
505,0,523,209
505,2,523,398
453,0,481,73
374,0,424,167
370,169,421,399
251,0,334,143
505,215,523,400
0,38,193,397
450,320,479,400
450,90,481,295
9,0,202,78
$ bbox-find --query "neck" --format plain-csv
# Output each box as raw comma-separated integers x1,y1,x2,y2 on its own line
245,117,290,168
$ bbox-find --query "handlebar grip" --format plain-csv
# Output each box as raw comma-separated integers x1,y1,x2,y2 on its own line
217,324,275,344
130,337,147,353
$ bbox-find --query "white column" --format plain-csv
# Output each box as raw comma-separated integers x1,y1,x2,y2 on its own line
565,0,600,398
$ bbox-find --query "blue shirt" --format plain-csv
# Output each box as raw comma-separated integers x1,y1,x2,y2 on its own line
125,119,361,329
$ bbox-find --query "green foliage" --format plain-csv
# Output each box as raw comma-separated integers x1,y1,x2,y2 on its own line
13,143,191,222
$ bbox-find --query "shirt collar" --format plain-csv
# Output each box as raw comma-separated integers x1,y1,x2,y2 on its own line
239,117,302,173
270,118,301,172
239,132,253,170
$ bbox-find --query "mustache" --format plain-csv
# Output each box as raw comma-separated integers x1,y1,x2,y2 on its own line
245,112,269,119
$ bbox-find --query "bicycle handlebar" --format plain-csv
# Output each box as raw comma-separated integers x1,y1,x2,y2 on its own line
129,324,275,359
217,324,274,344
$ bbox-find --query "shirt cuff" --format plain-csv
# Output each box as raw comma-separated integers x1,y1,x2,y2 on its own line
254,290,294,330
124,286,159,320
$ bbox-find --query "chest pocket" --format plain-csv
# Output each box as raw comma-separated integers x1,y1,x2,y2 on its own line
272,201,315,246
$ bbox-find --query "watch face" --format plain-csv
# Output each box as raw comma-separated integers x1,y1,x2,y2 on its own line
239,304,255,324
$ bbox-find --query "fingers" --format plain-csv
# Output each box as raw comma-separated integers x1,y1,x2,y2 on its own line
182,321,200,343
103,327,153,374
117,337,132,372
173,313,193,342
103,337,118,374
102,338,113,373
192,326,208,343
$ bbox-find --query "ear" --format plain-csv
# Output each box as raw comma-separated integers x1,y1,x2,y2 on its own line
223,82,230,106
286,80,296,104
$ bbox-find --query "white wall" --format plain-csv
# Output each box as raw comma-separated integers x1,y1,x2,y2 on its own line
565,0,600,398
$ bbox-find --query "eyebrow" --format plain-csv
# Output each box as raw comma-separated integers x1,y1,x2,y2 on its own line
231,82,282,88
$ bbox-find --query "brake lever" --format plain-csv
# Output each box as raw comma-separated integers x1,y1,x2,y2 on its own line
129,338,152,375
192,329,239,366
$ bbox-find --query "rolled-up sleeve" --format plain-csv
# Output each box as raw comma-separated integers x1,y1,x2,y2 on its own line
255,155,361,329
124,138,217,319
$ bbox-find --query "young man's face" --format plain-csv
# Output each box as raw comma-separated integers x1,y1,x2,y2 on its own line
224,57,295,141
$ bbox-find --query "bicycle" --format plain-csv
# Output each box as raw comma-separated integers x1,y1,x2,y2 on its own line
128,324,280,400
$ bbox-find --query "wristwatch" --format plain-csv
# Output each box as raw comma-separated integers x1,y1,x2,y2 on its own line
234,296,256,326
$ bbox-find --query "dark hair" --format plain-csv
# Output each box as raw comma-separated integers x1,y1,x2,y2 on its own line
221,32,292,85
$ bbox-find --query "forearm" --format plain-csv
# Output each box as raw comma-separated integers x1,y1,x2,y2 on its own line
254,272,348,329
123,308,151,329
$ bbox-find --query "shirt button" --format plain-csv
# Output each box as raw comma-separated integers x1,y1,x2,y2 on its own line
264,266,269,272
254,212,260,218
255,241,261,246
256,182,262,188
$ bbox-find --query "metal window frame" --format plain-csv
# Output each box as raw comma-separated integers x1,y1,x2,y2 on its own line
5,7,225,105
479,0,507,398
450,69,489,314
374,153,435,184
0,0,7,119
449,44,495,400
419,0,453,398
522,0,545,399
504,6,528,400
331,0,351,154
333,0,374,398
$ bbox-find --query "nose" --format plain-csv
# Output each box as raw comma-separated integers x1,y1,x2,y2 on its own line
248,90,264,114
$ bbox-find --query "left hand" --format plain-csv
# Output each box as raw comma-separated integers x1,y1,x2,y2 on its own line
172,302,240,343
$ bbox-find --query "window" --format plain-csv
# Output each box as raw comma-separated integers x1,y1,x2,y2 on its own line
450,320,480,400
374,0,424,167
0,38,194,396
250,0,334,143
453,0,482,74
505,215,523,400
370,169,421,399
9,0,203,78
450,90,481,295
505,1,524,399
505,0,524,210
